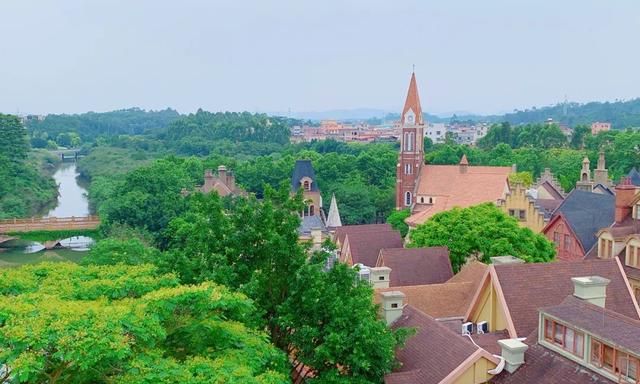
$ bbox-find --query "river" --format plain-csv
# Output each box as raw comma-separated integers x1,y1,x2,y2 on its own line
0,162,94,267
42,162,91,218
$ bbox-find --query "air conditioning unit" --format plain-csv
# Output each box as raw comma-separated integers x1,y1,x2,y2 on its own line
462,322,473,335
477,321,488,334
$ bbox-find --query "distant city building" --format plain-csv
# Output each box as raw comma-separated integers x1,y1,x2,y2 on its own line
425,123,446,143
591,121,611,135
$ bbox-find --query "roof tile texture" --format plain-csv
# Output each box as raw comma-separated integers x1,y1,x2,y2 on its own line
377,247,453,287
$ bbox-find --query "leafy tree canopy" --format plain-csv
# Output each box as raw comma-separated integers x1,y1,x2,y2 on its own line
408,203,555,271
0,263,289,384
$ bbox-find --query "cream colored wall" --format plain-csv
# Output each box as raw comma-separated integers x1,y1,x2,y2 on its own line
452,357,496,384
470,281,507,332
501,184,546,233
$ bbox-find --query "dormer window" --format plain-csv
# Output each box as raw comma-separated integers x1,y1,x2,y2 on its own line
635,204,640,220
626,240,640,269
303,180,310,191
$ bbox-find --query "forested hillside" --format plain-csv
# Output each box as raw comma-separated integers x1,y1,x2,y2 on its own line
0,114,58,219
26,108,180,148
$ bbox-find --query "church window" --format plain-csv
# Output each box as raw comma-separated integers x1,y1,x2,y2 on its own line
582,172,588,182
404,163,412,175
303,180,310,191
405,192,412,206
309,205,315,216
428,197,433,204
419,197,424,204
404,132,414,151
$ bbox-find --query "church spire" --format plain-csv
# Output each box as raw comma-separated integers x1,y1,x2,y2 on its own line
401,71,423,125
325,193,342,228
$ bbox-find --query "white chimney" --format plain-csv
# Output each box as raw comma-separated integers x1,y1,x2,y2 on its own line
498,339,529,373
380,291,405,325
571,276,610,308
490,256,525,265
370,267,391,289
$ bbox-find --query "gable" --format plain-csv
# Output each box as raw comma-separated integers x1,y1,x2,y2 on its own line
465,267,517,337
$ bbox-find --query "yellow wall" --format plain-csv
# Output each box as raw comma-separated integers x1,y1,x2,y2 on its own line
500,184,546,233
452,357,497,384
470,279,507,333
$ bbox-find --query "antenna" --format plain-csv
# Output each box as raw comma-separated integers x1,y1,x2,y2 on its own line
412,64,415,73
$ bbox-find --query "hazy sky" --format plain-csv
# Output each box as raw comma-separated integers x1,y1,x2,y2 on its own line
2,0,639,116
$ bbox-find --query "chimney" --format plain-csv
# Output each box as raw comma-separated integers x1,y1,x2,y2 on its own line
615,177,636,224
204,169,214,179
498,339,529,373
511,163,517,173
459,154,469,174
380,291,405,325
310,227,322,250
217,165,227,183
370,267,391,289
227,171,236,191
571,276,610,308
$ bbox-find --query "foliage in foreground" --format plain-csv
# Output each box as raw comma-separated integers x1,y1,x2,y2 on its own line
0,263,288,384
409,203,556,271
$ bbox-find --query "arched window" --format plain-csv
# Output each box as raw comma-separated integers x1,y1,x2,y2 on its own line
309,205,315,216
405,192,412,206
404,163,411,175
419,197,424,204
429,197,433,204
303,180,310,191
581,173,588,182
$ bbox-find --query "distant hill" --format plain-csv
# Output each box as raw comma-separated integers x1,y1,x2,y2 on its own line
477,98,640,129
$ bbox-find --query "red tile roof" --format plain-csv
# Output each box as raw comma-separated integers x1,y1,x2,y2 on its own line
376,282,476,319
447,261,488,285
543,295,640,352
491,258,640,337
344,230,403,267
385,305,483,384
401,72,423,125
492,343,614,384
376,247,453,287
333,223,392,247
406,165,511,226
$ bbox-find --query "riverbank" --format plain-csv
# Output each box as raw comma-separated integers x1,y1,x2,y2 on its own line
0,149,60,220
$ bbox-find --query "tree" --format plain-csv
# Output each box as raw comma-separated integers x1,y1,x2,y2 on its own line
408,203,555,271
508,171,534,187
163,186,308,347
0,263,289,384
83,237,160,266
277,257,408,383
101,158,193,234
0,114,29,161
387,209,410,237
570,124,590,149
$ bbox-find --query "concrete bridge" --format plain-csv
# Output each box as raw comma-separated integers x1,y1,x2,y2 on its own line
0,216,100,234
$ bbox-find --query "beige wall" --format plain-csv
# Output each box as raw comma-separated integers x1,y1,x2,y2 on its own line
500,184,546,233
452,357,496,384
469,279,508,333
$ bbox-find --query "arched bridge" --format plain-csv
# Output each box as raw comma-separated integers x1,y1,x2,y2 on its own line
0,216,100,234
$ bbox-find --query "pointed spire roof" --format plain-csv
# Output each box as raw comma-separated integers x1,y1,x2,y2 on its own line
459,154,469,165
401,72,423,125
325,193,342,228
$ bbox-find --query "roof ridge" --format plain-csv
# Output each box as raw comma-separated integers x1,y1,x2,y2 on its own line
556,295,640,327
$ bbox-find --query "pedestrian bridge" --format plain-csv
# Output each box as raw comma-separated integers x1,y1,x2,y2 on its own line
0,216,100,234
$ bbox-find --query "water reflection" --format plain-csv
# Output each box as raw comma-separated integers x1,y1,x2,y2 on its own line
44,163,90,218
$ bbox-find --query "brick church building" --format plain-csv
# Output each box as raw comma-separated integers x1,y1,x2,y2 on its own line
395,73,512,228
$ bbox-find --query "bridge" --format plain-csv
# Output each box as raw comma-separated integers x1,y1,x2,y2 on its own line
0,216,100,234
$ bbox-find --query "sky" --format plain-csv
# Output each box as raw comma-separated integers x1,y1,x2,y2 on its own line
1,0,639,116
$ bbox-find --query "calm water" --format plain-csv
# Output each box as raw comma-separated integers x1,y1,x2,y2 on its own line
44,163,90,218
0,163,94,266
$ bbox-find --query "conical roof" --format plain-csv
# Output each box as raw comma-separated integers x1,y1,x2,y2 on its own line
401,72,423,125
325,193,342,228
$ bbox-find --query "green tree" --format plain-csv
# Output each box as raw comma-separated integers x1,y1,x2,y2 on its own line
570,124,590,149
408,203,555,271
508,171,534,187
387,208,410,237
83,237,160,266
0,263,288,384
277,258,408,383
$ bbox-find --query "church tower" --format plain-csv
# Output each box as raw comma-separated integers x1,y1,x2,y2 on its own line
396,72,425,209
575,156,593,192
